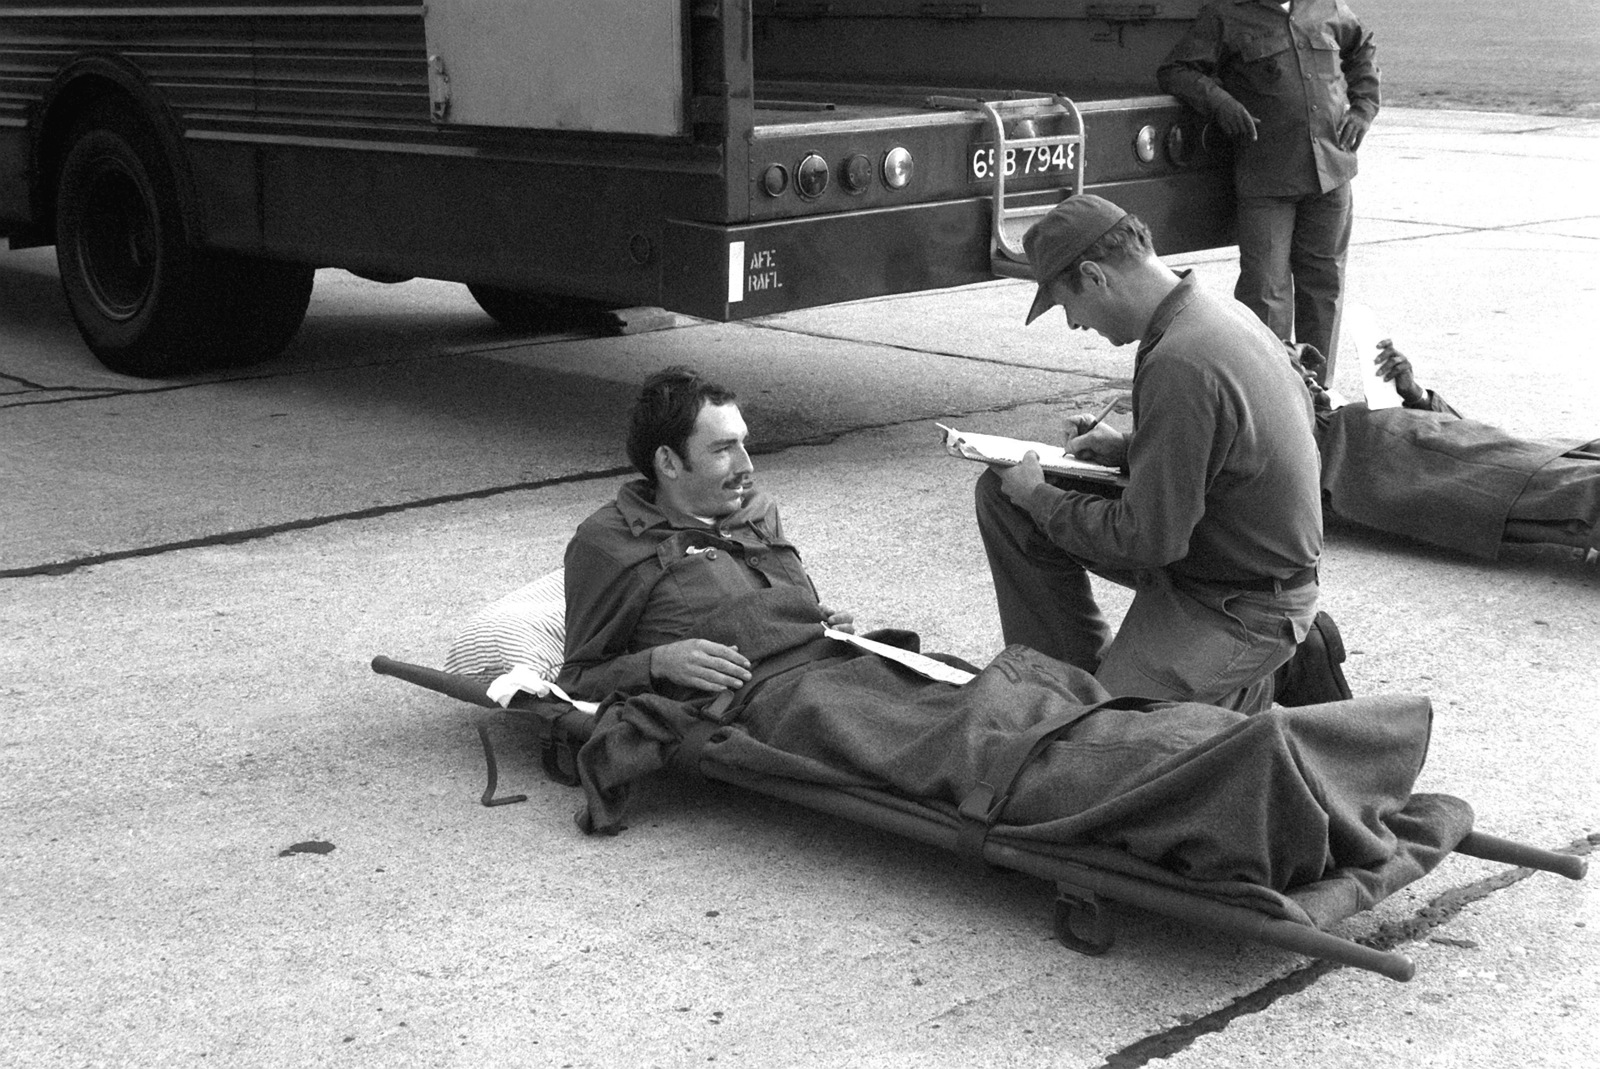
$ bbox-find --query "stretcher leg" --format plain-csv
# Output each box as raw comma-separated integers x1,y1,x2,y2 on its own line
1054,883,1114,955
475,721,527,807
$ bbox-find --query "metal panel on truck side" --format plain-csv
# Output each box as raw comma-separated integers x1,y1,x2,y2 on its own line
420,0,687,135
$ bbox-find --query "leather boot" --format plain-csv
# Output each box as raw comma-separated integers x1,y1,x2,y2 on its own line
1273,611,1353,707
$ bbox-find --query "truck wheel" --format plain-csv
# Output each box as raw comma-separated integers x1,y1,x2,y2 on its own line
467,283,609,332
208,253,316,368
54,101,312,376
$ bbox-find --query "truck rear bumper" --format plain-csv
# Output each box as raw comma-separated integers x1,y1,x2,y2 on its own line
663,172,1235,321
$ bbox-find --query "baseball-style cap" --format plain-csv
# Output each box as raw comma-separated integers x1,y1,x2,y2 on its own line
1023,194,1130,324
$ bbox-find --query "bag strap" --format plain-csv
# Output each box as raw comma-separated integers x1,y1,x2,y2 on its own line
668,718,727,778
956,694,1155,865
701,634,846,723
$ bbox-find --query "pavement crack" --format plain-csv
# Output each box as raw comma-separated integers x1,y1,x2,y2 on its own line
754,386,1125,454
1359,215,1600,241
1508,120,1600,135
738,319,1093,374
0,465,634,579
1093,831,1595,1068
0,346,533,409
0,370,73,390
5,396,1127,580
3,378,240,409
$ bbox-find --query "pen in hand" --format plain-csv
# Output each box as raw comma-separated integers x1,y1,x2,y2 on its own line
1063,396,1122,465
1080,396,1119,433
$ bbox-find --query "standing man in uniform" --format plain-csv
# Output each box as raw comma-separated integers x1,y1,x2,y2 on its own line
976,194,1347,712
1158,0,1379,383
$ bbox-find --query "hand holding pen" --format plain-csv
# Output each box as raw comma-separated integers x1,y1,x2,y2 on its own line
1065,396,1127,468
1067,396,1119,439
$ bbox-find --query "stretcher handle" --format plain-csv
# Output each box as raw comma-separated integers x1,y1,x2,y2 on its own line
371,655,500,709
1454,831,1588,880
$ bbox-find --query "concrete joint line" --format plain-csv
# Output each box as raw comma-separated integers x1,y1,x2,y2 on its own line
1095,831,1596,1069
0,350,477,410
741,319,1084,374
1356,219,1597,246
0,466,635,580
3,379,219,409
756,386,1124,455
1508,121,1600,135
4,390,1111,580
0,371,65,390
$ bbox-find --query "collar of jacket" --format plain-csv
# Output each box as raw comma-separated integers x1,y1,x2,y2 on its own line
614,478,779,543
1136,270,1201,363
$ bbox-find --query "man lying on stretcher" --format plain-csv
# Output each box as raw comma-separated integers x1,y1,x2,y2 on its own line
557,366,1471,900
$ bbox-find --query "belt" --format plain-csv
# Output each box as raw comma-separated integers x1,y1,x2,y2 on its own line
1176,564,1318,595
701,633,848,723
673,635,852,780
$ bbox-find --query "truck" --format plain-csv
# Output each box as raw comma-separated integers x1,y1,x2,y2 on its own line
0,0,1235,377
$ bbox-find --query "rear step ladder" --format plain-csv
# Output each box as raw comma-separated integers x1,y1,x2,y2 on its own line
929,94,1086,279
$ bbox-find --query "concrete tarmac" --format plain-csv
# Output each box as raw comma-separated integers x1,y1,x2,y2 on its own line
2,109,1597,1067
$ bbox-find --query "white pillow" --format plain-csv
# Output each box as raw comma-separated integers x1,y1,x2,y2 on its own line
444,569,566,680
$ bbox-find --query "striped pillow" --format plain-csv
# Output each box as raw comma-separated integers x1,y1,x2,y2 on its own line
444,569,566,680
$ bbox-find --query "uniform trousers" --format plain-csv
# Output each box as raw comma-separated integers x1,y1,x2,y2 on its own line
1235,180,1354,383
974,469,1316,713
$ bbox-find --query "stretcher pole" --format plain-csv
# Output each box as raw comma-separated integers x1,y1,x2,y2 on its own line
1454,831,1588,880
371,655,500,708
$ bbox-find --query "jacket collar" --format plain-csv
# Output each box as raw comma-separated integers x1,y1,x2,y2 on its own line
1137,270,1200,362
615,478,779,541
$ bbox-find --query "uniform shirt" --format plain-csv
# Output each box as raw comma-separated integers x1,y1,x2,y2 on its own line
1158,0,1379,197
1019,274,1324,583
559,479,815,700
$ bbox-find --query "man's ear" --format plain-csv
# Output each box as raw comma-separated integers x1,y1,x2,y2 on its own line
1078,261,1109,290
655,444,681,481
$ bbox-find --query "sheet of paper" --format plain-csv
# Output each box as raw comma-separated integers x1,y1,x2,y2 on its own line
1346,303,1402,410
824,628,976,685
935,424,1124,483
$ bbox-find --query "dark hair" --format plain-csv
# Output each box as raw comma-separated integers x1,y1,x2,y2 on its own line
626,366,738,483
1059,214,1154,292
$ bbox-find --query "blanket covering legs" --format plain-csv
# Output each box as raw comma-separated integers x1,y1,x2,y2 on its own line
575,636,1472,911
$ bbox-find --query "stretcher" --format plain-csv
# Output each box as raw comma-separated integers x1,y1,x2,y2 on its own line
371,654,1587,982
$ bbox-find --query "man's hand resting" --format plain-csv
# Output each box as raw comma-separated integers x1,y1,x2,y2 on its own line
1337,110,1371,152
1214,95,1259,142
649,639,752,693
819,604,856,634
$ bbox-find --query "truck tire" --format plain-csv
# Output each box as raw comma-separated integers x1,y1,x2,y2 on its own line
208,253,316,368
54,99,313,376
467,283,609,333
